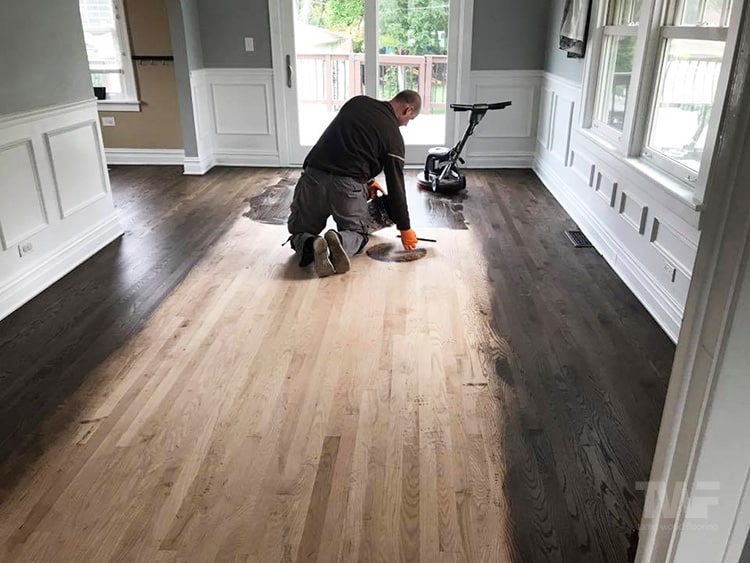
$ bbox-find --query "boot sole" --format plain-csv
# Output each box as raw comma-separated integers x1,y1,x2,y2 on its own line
313,237,335,278
325,230,351,274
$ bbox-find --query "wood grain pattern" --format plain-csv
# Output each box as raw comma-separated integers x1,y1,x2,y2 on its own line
0,168,674,562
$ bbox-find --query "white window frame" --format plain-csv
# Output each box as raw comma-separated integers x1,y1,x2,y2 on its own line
582,0,743,203
80,0,140,112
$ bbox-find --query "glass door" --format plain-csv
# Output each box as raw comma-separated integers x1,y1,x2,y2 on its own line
377,0,450,148
279,0,454,164
292,0,366,147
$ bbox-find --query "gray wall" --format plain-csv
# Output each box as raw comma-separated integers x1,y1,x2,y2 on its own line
544,0,585,83
166,0,200,156
0,0,93,115
197,0,272,68
471,0,551,70
183,0,205,69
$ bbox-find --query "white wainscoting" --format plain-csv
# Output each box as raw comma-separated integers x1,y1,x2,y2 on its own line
533,73,701,342
0,99,123,321
462,71,543,168
105,148,186,166
188,68,279,173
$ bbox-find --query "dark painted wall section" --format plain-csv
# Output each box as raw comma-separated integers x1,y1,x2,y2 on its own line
197,0,272,68
543,0,585,83
471,0,551,70
0,0,92,115
165,0,201,156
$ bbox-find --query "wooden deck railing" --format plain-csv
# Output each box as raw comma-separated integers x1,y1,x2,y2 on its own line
296,53,448,114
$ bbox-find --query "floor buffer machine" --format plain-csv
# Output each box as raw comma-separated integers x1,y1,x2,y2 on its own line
416,101,512,194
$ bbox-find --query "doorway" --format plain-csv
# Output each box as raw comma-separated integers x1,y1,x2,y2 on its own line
271,0,472,165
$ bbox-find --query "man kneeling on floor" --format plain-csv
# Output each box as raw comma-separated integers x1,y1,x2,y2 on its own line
287,90,421,277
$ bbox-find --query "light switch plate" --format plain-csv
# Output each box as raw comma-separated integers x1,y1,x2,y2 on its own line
244,37,254,52
102,116,116,127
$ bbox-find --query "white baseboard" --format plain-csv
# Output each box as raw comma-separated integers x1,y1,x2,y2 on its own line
183,154,215,175
213,151,281,167
0,213,123,321
534,155,683,342
464,152,536,168
105,148,185,166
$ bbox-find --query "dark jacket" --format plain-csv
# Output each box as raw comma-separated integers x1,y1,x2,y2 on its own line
304,95,410,230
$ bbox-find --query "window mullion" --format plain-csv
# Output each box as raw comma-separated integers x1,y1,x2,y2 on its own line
661,26,727,40
621,0,666,157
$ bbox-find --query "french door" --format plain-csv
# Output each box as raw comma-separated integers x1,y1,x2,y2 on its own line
272,0,467,165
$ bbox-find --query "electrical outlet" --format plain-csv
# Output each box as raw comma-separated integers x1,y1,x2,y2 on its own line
244,37,254,52
18,241,33,257
102,116,116,127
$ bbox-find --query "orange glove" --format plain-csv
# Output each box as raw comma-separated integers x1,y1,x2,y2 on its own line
368,179,386,200
400,229,418,251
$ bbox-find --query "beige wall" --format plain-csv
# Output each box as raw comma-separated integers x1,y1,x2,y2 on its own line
100,0,183,149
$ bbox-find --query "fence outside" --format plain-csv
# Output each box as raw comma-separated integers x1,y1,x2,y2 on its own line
296,53,448,114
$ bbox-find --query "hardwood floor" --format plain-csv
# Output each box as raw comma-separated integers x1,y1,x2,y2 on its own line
0,166,674,562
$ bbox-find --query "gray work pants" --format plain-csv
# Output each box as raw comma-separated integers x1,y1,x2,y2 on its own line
287,168,369,264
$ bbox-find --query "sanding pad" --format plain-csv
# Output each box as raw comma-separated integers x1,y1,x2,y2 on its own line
366,243,427,263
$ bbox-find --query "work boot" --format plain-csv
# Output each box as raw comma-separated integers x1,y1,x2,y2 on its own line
325,229,350,274
312,236,335,278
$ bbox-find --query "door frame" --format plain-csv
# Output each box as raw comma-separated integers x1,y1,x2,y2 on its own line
268,0,475,166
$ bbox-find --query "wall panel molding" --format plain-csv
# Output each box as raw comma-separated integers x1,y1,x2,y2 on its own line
0,139,48,250
45,121,108,218
188,68,279,172
534,73,702,342
463,70,542,168
0,99,122,321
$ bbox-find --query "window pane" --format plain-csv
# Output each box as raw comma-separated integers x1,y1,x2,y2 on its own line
91,73,123,96
79,0,116,28
607,0,642,25
83,30,122,70
675,0,733,27
647,39,725,173
594,35,636,131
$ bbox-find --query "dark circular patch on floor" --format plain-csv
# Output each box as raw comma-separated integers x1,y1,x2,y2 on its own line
366,243,427,263
243,179,296,225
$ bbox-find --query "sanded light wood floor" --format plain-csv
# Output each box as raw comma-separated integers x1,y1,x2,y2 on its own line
0,167,675,562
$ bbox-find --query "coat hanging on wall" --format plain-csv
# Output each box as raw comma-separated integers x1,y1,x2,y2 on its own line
559,0,591,58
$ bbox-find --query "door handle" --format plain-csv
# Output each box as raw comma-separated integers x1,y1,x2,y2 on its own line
286,54,293,88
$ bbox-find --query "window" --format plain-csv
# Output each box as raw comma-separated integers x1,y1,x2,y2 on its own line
79,0,139,108
587,0,738,191
592,0,642,138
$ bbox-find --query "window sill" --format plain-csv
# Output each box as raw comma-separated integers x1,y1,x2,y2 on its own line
576,128,704,213
97,99,141,112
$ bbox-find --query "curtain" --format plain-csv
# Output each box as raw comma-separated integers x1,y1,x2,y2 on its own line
560,0,591,58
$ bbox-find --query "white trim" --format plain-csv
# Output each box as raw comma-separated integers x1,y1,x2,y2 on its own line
97,100,141,112
534,155,683,341
183,154,215,175
213,151,281,167
464,152,535,168
0,99,97,128
105,148,186,166
44,120,109,219
0,213,122,322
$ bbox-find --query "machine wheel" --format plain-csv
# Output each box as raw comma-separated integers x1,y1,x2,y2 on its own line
416,172,433,190
417,171,466,194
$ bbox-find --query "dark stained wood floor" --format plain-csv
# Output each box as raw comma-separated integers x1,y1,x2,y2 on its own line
0,166,674,562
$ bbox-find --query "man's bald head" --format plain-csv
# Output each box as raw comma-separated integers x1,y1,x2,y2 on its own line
390,90,422,126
